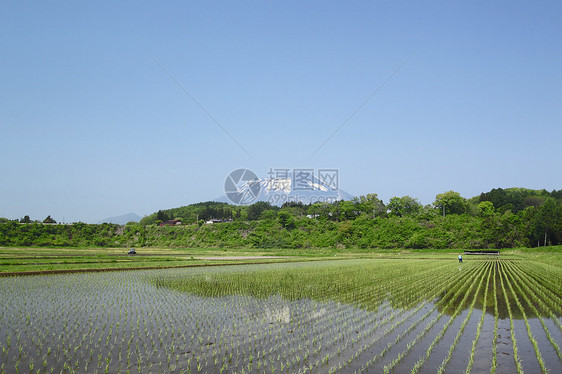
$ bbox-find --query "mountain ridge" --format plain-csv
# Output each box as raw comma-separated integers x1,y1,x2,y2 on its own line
98,213,142,225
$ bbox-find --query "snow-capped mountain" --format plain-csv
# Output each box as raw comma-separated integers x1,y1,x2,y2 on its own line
217,169,355,206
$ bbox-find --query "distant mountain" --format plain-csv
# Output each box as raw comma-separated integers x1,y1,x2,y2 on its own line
216,169,355,206
98,213,142,225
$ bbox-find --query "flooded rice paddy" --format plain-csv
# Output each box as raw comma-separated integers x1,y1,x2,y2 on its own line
0,259,560,373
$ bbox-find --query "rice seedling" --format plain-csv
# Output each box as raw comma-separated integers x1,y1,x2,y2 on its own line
507,262,561,360
435,262,489,373
502,262,548,373
490,260,499,374
464,260,493,373
0,257,559,373
498,261,524,374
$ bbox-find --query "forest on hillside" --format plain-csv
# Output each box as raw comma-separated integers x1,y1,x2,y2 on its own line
1,188,561,249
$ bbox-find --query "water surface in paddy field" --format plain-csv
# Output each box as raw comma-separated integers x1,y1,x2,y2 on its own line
1,271,398,373
0,265,560,373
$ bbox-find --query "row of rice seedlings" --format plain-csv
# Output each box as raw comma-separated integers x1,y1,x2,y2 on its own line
274,260,462,373
323,261,469,372
174,289,296,372
0,260,468,374
509,261,562,330
514,261,562,315
282,260,452,372
159,259,422,311
240,260,453,372
406,261,490,374
210,266,402,371
411,260,492,374
357,260,486,373
257,302,376,372
409,261,489,373
358,260,487,373
349,296,438,373
151,262,392,372
498,261,524,374
216,296,322,371
0,271,204,373
518,260,562,291
501,261,548,373
2,258,559,374
491,261,499,374
506,262,562,359
152,260,428,372
512,261,562,334
463,260,493,374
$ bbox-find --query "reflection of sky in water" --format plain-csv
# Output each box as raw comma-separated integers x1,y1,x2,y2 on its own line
0,270,394,373
0,263,560,374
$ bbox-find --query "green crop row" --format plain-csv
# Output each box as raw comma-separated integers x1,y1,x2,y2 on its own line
0,257,560,374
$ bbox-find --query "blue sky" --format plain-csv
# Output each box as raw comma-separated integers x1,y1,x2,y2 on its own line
1,1,561,223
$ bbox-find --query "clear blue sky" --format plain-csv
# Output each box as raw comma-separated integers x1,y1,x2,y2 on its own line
1,1,561,223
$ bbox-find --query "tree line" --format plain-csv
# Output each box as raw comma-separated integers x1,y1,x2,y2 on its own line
1,187,561,249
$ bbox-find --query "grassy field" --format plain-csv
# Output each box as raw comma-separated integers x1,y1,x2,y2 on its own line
0,251,560,373
3,246,558,275
0,247,320,275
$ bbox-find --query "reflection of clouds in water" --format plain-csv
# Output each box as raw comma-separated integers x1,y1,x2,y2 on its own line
265,305,291,323
2,264,559,374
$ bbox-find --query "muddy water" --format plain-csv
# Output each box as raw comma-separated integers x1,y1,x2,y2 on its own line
422,309,469,372
392,313,451,370
446,309,480,373
470,313,495,373
495,318,515,374
512,318,542,374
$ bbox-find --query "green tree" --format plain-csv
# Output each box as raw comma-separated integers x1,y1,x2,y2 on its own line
247,201,275,221
156,210,168,222
352,194,386,218
337,200,358,221
43,215,57,224
387,196,422,217
261,210,278,221
278,211,295,229
20,215,32,223
476,201,495,218
434,191,467,216
530,198,561,246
